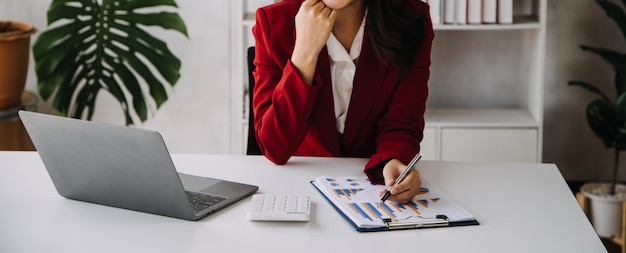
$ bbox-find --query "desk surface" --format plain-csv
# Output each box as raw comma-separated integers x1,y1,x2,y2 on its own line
0,151,606,253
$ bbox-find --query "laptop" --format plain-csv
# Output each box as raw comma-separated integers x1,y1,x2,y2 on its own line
18,111,258,221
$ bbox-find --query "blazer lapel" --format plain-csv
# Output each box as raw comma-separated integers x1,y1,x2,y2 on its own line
341,34,390,150
313,47,342,156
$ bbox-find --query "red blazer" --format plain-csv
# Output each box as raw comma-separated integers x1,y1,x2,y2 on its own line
252,0,433,183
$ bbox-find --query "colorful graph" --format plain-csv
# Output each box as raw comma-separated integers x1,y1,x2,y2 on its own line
417,187,429,195
349,203,373,221
346,200,426,222
333,189,364,200
416,197,440,207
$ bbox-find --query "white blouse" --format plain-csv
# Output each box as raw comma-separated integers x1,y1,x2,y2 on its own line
326,16,366,134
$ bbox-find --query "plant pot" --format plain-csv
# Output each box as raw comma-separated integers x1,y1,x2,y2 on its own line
580,182,626,238
0,21,36,110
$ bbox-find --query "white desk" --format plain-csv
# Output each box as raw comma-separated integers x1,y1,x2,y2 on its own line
0,151,606,253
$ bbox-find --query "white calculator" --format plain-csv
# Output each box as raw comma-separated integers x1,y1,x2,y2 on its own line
247,194,311,222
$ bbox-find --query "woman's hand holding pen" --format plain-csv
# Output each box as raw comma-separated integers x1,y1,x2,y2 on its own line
292,0,337,85
380,159,423,204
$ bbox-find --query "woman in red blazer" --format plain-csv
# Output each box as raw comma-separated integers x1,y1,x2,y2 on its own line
252,0,434,203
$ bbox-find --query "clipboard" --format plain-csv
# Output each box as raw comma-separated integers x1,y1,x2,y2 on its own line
311,176,479,232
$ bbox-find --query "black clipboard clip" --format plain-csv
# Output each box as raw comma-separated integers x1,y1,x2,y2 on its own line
382,215,449,230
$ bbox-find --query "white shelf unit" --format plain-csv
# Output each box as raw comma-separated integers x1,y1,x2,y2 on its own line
231,0,546,163
424,0,546,162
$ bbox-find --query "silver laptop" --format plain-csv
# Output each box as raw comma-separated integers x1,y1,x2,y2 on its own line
19,110,258,221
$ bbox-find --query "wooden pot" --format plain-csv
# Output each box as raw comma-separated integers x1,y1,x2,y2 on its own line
0,21,36,109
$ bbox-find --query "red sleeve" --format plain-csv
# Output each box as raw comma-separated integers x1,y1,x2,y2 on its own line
252,7,322,165
363,3,435,183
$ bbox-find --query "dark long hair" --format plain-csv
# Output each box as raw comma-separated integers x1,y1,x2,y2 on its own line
365,0,428,77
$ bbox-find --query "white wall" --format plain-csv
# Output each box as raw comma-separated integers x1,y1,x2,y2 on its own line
2,0,626,182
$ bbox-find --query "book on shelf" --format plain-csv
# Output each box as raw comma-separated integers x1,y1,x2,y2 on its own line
311,175,479,232
467,0,481,24
427,0,442,25
498,0,513,24
482,0,497,23
425,0,516,26
456,0,467,25
443,0,456,24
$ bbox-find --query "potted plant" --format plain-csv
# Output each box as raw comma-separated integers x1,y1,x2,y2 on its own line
568,0,626,238
0,21,36,110
32,0,187,125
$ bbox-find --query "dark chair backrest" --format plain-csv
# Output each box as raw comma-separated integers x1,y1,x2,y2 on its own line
246,46,262,155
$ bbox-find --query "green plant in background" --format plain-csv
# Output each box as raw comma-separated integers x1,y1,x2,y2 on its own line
569,0,626,195
33,0,188,125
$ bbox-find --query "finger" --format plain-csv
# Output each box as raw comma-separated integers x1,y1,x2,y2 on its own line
327,7,337,19
387,190,417,204
312,0,327,11
390,170,419,195
321,5,332,16
393,177,422,203
391,171,414,195
379,188,389,197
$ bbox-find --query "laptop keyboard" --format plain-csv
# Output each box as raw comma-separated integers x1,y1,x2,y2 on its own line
185,191,227,213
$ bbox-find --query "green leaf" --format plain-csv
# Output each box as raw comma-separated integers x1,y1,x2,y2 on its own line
108,30,181,84
597,0,626,43
124,0,178,9
568,80,612,102
579,45,626,96
100,72,133,124
106,41,169,108
615,92,626,121
587,99,618,148
104,54,149,122
71,79,105,121
33,0,188,125
123,12,188,37
47,1,94,24
54,58,85,116
33,21,92,78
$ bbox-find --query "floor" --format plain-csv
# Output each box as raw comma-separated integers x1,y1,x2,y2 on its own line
603,238,621,253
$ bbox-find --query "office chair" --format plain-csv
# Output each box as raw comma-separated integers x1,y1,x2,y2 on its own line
246,46,263,155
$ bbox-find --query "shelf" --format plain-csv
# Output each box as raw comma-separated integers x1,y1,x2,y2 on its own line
424,108,539,128
434,23,541,31
0,91,37,151
243,13,255,26
244,16,541,31
434,16,542,31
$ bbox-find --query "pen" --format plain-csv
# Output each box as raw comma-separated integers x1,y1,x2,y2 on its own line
379,153,422,203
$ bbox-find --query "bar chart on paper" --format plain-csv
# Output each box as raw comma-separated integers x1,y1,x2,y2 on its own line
313,176,476,229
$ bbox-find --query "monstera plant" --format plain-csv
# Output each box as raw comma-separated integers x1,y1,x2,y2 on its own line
33,0,188,125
